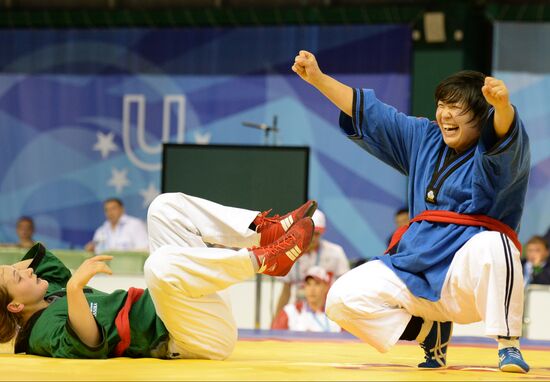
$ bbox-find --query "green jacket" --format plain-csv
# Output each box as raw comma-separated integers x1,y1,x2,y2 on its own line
15,244,168,359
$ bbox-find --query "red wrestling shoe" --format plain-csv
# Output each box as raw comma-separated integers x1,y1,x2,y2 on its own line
250,217,314,276
254,200,317,246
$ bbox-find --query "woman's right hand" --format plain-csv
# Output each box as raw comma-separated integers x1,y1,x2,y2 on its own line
292,50,324,86
67,255,113,290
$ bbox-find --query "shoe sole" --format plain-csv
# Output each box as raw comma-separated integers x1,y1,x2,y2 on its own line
418,366,447,370
281,201,317,232
500,364,528,373
304,200,318,218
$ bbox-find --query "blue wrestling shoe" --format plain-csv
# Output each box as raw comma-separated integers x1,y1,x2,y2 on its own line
418,321,453,369
498,347,529,373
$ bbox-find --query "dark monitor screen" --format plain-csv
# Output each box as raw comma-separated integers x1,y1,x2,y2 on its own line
162,144,309,215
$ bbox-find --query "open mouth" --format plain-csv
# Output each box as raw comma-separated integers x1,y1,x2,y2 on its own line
442,124,459,132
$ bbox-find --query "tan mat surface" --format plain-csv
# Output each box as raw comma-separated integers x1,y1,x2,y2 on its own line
1,339,548,381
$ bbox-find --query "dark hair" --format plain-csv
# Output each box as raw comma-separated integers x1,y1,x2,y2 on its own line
0,285,21,343
526,235,549,250
16,216,34,229
435,70,490,124
395,208,409,217
104,198,124,207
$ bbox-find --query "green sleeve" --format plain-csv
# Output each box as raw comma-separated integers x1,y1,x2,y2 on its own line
30,318,110,359
22,243,72,288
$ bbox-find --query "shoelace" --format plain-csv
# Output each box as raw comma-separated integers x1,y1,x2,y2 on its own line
504,348,523,360
253,233,298,256
421,323,447,366
256,209,283,229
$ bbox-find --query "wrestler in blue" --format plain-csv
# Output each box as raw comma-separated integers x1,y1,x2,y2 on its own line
293,50,530,373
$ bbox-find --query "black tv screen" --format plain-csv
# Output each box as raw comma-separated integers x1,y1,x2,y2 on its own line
162,144,309,215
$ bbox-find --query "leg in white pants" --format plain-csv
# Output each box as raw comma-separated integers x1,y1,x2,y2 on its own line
144,193,260,360
439,231,524,337
325,231,524,353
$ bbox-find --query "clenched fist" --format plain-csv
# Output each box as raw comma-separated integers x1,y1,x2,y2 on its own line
292,50,324,86
482,77,510,110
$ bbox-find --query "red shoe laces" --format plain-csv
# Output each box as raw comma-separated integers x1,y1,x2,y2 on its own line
257,233,298,255
256,209,283,228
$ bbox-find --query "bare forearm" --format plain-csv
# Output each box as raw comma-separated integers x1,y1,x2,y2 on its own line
312,74,354,117
493,103,515,139
481,77,514,139
293,51,353,116
66,283,101,347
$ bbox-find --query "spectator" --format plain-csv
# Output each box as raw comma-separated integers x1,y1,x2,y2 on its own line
394,207,409,229
16,216,35,249
273,209,349,318
85,198,148,254
543,227,550,247
387,207,409,246
272,266,341,332
522,235,550,286
351,207,409,269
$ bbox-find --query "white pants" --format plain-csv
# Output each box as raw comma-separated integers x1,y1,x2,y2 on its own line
325,231,524,353
143,193,260,360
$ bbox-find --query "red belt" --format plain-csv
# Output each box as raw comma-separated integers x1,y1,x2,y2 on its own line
113,287,144,357
385,210,521,254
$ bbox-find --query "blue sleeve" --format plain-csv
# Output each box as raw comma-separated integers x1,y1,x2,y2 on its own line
475,105,530,191
339,88,429,175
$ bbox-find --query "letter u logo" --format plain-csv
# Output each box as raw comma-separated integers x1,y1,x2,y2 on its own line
123,94,186,171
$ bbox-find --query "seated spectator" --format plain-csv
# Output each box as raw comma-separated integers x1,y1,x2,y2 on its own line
351,207,409,269
16,217,36,249
350,257,367,269
386,207,409,246
85,198,148,254
273,209,349,318
522,235,550,286
271,266,341,332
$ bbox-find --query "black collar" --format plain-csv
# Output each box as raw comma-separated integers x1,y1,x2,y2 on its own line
14,307,47,354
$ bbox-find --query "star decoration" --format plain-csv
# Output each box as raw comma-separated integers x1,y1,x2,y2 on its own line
139,182,160,208
108,167,130,194
93,131,119,159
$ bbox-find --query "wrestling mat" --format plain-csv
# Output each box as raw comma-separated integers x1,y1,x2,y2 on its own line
1,330,549,381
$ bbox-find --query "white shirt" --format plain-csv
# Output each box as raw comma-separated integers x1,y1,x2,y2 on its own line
282,239,350,284
282,301,341,332
92,214,149,254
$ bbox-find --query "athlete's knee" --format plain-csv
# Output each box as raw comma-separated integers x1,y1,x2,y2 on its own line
212,329,237,360
325,272,383,322
147,193,176,221
143,246,177,287
143,249,161,283
194,322,237,360
325,271,353,319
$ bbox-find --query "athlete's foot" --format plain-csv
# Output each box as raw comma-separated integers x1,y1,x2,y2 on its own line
253,200,317,246
417,321,453,369
249,217,314,276
499,347,529,373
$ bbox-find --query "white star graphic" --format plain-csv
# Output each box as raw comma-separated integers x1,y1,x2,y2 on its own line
194,131,211,145
139,182,160,208
93,131,119,159
108,167,130,194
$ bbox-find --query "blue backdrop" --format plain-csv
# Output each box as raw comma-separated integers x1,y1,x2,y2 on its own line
493,22,550,242
0,26,412,259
